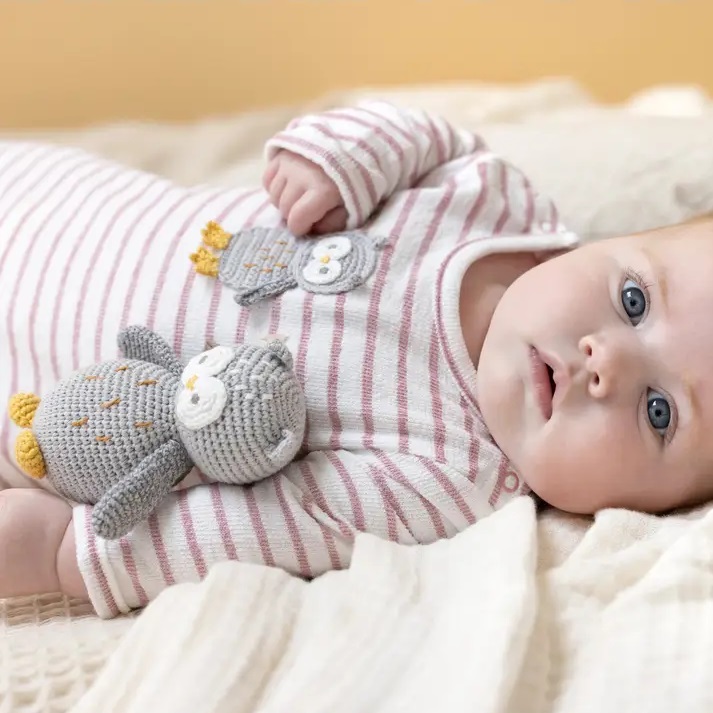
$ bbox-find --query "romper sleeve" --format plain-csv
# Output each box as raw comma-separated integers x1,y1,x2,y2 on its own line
264,100,485,230
74,448,488,617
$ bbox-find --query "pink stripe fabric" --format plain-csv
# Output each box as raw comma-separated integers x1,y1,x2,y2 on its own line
117,188,197,332
144,189,225,332
375,450,448,540
396,183,457,453
73,176,160,370
94,183,175,361
327,293,346,450
326,451,366,531
178,488,208,578
83,507,120,617
361,191,419,448
0,147,67,279
244,486,276,567
121,538,149,608
326,109,419,186
210,485,240,560
309,122,381,205
274,478,312,577
33,167,129,387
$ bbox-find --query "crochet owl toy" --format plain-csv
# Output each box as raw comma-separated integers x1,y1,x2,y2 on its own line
8,326,306,540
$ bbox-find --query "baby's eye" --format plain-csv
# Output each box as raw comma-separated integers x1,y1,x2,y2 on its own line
647,389,671,438
621,278,647,325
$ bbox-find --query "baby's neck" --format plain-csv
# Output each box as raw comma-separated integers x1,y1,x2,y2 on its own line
459,251,538,367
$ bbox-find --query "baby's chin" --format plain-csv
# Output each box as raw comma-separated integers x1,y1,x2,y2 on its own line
514,463,602,516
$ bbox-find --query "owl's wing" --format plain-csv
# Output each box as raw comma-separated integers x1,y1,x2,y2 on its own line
215,226,301,307
92,439,193,539
118,326,183,375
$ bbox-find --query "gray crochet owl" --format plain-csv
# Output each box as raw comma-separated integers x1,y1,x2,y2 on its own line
8,326,306,540
190,222,388,306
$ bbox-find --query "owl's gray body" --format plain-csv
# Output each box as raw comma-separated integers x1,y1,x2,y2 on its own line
34,359,183,504
28,326,306,540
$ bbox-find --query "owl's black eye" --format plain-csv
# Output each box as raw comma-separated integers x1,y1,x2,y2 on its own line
199,355,208,364
191,394,200,404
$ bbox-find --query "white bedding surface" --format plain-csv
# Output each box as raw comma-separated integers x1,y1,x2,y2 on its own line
2,77,713,712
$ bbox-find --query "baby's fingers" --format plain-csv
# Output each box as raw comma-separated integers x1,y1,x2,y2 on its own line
288,189,336,236
312,206,348,235
279,183,308,227
262,157,281,192
268,172,288,211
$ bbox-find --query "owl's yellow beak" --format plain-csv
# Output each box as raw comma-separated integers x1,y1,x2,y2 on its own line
186,375,198,391
319,255,331,264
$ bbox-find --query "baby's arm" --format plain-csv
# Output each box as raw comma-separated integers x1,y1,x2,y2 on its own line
263,101,485,235
0,450,474,617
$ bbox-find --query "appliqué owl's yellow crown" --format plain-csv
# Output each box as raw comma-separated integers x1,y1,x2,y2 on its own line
189,221,235,277
190,246,219,277
201,221,232,250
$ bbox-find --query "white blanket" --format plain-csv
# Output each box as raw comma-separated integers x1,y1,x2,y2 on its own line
72,497,713,712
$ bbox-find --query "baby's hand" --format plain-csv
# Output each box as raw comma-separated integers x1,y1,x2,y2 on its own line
263,151,348,237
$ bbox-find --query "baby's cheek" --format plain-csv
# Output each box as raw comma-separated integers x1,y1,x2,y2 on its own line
523,425,615,514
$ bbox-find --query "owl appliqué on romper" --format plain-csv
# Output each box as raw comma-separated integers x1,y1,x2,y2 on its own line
190,222,388,307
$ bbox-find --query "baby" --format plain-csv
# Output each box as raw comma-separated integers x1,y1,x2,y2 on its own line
0,101,712,618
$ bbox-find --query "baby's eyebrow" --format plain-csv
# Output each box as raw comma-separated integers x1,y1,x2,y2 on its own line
682,371,702,446
640,245,669,319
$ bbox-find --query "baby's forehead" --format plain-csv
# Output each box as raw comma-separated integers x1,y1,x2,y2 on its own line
640,217,713,247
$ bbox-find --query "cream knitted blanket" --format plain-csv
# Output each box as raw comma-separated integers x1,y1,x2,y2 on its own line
69,497,713,712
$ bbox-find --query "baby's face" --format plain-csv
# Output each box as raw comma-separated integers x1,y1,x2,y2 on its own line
477,222,713,514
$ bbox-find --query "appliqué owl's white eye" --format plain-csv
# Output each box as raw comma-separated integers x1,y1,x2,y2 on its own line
176,376,227,431
182,346,234,384
312,235,352,261
302,257,343,285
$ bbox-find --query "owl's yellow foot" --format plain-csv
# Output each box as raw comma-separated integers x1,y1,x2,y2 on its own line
15,430,46,479
8,392,41,428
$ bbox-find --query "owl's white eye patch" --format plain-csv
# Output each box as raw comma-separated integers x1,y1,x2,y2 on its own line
302,257,343,285
176,376,227,430
312,235,352,260
182,346,234,383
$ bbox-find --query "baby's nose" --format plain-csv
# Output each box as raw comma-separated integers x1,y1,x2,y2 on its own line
578,334,632,399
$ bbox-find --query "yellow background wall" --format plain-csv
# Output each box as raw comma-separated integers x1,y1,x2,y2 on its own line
2,0,711,129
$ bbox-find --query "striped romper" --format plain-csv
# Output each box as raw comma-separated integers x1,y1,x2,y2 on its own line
0,101,577,617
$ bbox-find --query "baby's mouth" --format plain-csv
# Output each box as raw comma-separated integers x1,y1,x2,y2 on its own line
546,364,556,395
529,346,554,420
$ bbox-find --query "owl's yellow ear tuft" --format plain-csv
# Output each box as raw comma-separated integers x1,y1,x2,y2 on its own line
15,430,46,479
8,393,41,428
201,221,232,251
190,246,219,277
